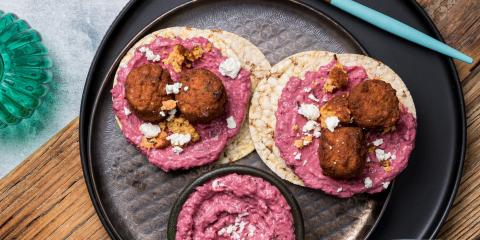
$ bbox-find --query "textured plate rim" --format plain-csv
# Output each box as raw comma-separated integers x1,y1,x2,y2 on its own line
408,1,465,237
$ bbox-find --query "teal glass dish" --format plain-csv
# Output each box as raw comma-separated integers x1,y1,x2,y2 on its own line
0,10,52,129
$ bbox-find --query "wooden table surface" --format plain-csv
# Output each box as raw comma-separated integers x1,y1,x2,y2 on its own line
1,1,479,239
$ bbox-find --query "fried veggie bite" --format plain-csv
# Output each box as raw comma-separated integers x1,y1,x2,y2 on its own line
125,64,173,122
319,127,366,180
175,69,227,123
324,62,349,93
320,93,352,128
348,79,400,128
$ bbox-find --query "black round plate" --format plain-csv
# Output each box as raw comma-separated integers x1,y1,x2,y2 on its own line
80,0,465,239
167,165,305,240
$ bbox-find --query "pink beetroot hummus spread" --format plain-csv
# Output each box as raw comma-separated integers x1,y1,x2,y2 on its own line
111,37,251,171
275,60,416,197
176,173,295,240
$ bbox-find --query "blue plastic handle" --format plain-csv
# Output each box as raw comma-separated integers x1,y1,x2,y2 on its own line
330,0,473,64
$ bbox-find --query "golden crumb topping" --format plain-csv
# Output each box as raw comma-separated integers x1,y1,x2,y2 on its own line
323,62,348,93
140,122,169,149
163,44,209,73
167,117,200,142
161,100,177,111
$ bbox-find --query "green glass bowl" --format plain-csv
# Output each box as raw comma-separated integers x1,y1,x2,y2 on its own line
0,10,52,129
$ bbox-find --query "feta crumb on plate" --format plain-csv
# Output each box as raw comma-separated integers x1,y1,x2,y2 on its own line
124,106,131,116
308,93,320,102
167,133,191,146
172,146,183,154
139,123,161,138
166,82,183,95
375,149,392,161
302,120,319,132
226,116,237,129
294,152,301,160
297,103,320,120
212,179,224,188
325,116,340,132
167,109,176,121
372,138,384,146
139,46,161,62
219,57,241,79
364,177,373,188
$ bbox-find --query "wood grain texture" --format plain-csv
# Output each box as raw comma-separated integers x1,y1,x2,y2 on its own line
417,0,480,79
0,119,109,240
0,1,479,239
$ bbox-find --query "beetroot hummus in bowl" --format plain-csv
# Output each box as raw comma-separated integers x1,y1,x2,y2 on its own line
168,165,304,240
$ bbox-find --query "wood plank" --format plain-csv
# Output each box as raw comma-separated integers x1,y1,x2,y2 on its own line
0,119,109,240
417,0,480,79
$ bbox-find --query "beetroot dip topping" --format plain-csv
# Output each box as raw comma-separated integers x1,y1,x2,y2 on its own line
176,173,295,240
274,60,417,198
111,36,251,171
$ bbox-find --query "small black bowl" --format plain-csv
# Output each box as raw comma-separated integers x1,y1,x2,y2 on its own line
167,165,305,240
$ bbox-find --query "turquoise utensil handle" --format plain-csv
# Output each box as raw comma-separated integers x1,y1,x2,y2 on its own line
329,0,473,64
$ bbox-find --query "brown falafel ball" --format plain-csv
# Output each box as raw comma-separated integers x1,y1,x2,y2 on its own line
319,127,366,180
348,79,400,128
320,93,352,128
125,64,173,122
175,69,227,123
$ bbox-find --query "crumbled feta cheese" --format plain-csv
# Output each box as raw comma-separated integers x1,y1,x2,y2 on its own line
391,154,397,160
308,93,320,102
219,57,241,79
372,138,384,146
302,120,319,132
183,86,189,92
124,106,131,116
159,111,166,117
139,123,161,138
336,187,343,193
313,128,321,138
366,156,371,162
325,116,340,132
167,133,191,146
364,177,373,188
172,146,183,154
247,225,256,237
226,116,237,129
218,213,249,240
166,82,183,94
298,103,320,120
302,160,307,166
382,181,390,189
212,179,224,188
294,152,301,160
167,109,176,121
303,87,312,93
375,149,392,161
139,46,161,62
